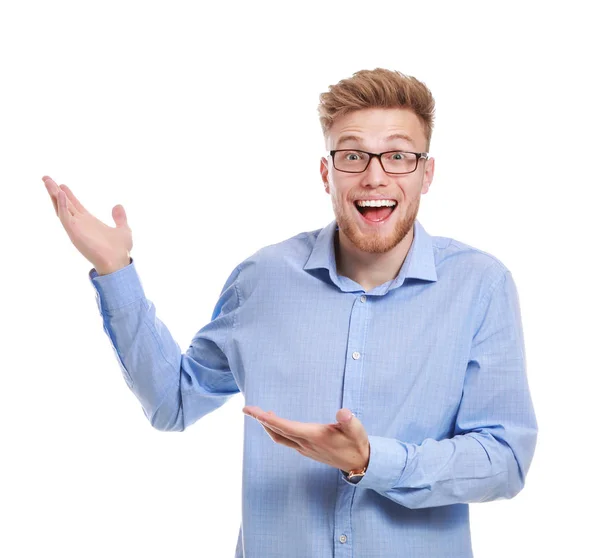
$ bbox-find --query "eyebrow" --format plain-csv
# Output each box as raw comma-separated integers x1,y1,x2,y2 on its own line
336,133,415,149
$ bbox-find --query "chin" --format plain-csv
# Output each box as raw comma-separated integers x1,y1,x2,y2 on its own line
346,225,409,254
334,196,420,254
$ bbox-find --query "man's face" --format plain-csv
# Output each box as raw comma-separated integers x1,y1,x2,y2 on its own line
320,107,434,254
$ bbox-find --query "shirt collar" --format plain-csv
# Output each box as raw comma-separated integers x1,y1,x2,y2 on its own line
303,218,438,293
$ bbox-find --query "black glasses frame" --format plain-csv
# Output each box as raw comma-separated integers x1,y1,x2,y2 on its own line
329,149,429,174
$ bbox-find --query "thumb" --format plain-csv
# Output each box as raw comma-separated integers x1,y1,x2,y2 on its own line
336,408,355,428
112,204,129,228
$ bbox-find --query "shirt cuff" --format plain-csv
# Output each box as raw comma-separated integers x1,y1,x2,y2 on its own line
88,257,146,313
340,435,408,492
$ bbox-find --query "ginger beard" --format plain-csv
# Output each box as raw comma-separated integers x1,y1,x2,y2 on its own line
332,190,421,254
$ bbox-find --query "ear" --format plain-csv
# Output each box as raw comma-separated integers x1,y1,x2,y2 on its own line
320,156,330,194
421,156,435,195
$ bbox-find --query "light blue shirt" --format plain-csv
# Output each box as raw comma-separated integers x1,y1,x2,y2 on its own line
89,218,538,558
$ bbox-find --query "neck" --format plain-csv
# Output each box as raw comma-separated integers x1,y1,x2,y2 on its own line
335,225,415,292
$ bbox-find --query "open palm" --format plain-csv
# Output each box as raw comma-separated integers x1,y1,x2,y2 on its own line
43,175,132,272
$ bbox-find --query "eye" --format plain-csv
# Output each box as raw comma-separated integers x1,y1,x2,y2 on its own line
390,152,405,160
344,151,361,161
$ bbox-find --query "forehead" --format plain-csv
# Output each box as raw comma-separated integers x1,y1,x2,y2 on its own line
328,107,425,150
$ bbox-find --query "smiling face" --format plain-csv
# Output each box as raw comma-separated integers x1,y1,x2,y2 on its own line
320,107,435,254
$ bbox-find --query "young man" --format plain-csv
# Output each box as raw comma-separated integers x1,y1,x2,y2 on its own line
44,68,537,558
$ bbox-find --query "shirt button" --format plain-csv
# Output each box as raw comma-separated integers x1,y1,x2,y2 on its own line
352,351,360,360
339,534,347,543
360,295,367,303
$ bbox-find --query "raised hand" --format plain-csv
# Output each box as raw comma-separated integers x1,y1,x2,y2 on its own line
43,175,133,275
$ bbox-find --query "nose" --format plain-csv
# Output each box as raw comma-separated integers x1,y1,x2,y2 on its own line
361,154,388,186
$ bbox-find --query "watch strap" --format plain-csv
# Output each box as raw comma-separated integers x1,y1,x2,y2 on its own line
344,465,367,483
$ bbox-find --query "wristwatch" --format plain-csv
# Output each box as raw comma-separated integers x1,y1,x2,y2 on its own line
343,465,367,483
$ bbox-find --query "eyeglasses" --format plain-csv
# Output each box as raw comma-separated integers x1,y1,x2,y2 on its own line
330,149,429,174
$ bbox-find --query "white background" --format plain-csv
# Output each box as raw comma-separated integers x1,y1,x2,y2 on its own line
1,1,598,556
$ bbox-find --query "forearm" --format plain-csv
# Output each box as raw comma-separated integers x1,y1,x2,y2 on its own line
96,281,186,429
90,259,241,432
348,425,537,509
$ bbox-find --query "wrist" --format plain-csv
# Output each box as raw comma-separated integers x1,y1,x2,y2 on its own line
96,256,131,276
344,443,370,479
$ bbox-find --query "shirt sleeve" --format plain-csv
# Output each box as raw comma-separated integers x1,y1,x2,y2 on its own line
341,270,538,508
89,257,242,432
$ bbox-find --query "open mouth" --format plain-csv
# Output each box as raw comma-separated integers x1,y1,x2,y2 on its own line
354,201,398,223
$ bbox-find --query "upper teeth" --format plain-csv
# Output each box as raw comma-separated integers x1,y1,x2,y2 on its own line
356,200,397,207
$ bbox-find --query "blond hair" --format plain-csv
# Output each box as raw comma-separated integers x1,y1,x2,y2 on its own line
317,68,436,151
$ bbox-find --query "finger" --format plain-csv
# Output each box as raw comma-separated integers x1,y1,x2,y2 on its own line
244,407,308,443
44,178,77,218
43,176,76,217
42,176,59,216
259,413,309,440
243,405,266,418
255,411,304,446
59,184,87,214
261,411,287,435
56,188,74,230
261,424,302,450
259,419,306,445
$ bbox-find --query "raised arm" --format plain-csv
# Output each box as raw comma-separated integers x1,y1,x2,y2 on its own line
43,175,241,431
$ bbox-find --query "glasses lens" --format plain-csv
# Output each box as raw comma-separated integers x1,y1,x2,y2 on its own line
334,150,370,172
334,150,418,173
381,151,418,173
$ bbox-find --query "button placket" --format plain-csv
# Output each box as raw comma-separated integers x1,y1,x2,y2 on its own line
334,293,368,554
